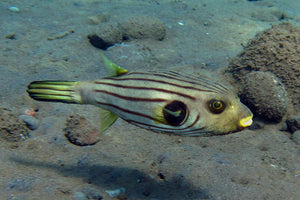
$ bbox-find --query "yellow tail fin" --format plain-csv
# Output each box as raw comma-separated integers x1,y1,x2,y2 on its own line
27,81,82,104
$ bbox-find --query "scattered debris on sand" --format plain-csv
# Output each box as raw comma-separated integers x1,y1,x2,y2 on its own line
0,107,30,142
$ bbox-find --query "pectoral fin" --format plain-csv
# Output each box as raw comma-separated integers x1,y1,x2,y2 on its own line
99,108,119,133
152,106,168,125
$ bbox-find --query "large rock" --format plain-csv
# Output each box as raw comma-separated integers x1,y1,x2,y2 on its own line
225,23,300,114
243,71,288,122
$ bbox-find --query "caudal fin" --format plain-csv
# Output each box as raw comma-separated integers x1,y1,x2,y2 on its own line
27,81,82,104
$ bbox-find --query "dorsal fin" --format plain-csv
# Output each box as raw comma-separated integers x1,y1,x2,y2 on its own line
100,52,128,77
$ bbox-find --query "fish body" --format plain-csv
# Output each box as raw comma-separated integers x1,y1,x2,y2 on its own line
27,54,253,136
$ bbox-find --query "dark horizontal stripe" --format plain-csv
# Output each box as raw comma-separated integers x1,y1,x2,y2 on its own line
29,93,74,98
94,81,196,100
97,101,202,132
102,77,216,93
97,101,207,134
162,128,211,135
94,89,168,102
125,72,228,94
29,89,74,93
96,101,163,123
155,71,230,94
126,114,202,132
143,124,209,135
27,89,74,97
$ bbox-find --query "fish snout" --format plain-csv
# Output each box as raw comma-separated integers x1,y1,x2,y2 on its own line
239,114,253,128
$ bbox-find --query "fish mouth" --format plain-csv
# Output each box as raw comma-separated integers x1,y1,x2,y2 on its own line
239,115,253,128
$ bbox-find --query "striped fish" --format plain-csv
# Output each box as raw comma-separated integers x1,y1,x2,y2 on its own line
27,53,253,136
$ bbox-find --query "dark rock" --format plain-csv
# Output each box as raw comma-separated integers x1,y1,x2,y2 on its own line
286,114,300,133
243,71,288,122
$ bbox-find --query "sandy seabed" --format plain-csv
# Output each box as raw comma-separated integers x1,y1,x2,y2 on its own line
1,0,300,199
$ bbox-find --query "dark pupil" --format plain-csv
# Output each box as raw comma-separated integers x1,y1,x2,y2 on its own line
214,102,221,109
163,101,187,126
209,99,225,114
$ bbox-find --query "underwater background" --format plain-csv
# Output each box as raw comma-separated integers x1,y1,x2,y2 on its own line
1,0,300,199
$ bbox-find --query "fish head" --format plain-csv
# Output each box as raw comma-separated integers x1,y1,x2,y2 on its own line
151,91,252,136
193,92,253,135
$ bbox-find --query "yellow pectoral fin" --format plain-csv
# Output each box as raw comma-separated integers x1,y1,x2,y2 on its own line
152,106,168,125
100,52,128,76
99,108,119,133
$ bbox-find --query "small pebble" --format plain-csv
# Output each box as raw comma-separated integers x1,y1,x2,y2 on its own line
73,191,87,200
292,130,300,145
9,6,20,13
5,33,16,40
105,187,125,197
81,187,103,200
18,115,39,130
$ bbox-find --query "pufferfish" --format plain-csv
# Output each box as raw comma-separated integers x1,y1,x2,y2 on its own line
27,53,253,136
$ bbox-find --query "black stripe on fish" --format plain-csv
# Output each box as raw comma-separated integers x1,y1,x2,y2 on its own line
126,114,202,132
94,89,168,102
122,72,229,94
101,77,217,93
157,71,230,94
94,81,196,100
96,101,163,123
96,102,199,129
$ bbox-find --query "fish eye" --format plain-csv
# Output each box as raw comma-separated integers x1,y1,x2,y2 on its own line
163,101,188,126
208,99,226,114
